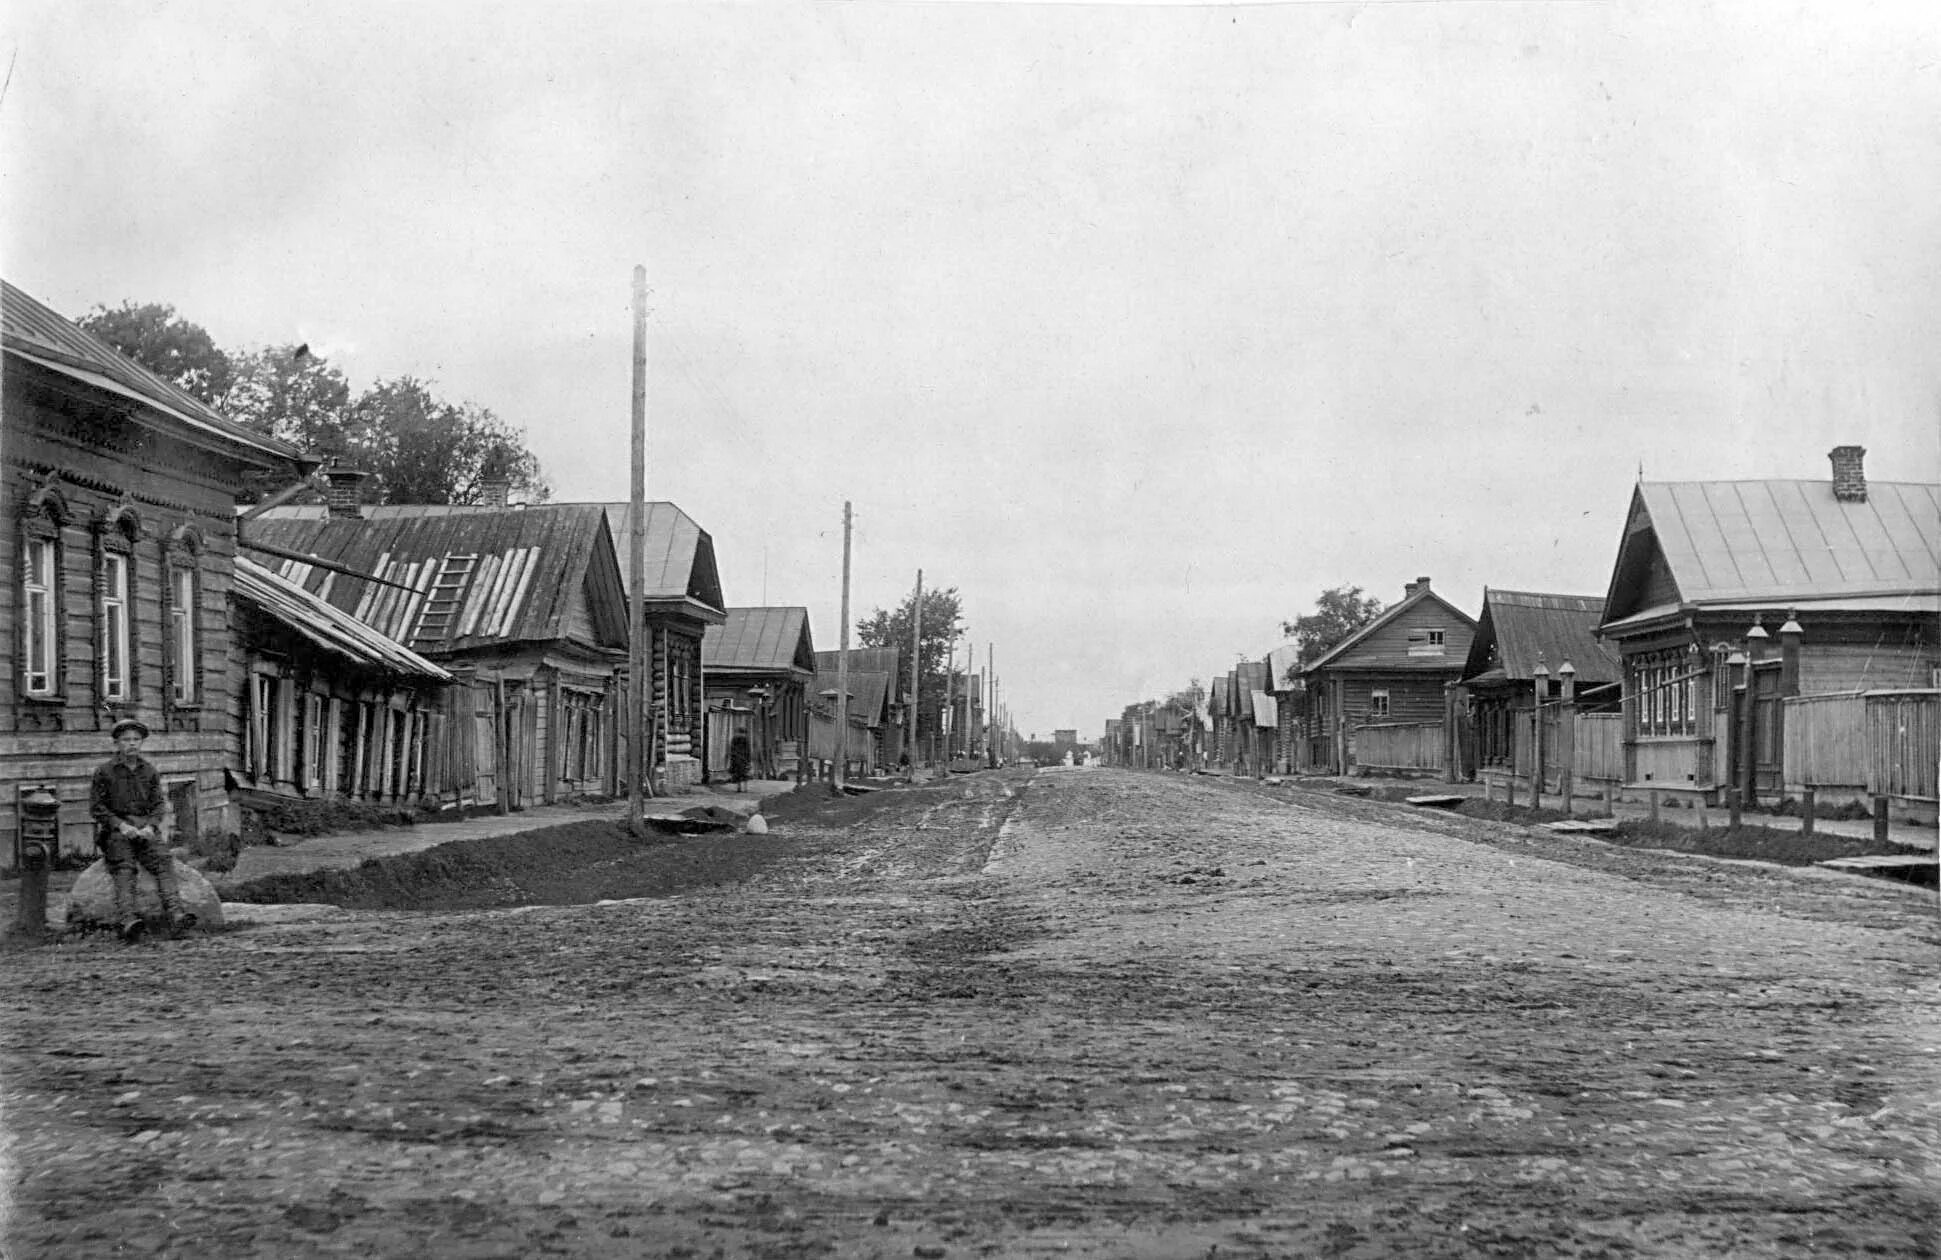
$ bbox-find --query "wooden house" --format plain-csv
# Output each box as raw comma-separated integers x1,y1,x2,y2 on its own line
1299,577,1477,775
229,556,454,807
2,281,313,864
1266,644,1303,775
1457,590,1620,790
809,661,891,776
703,606,815,782
1232,658,1272,777
815,647,904,767
599,502,729,789
1596,449,1939,806
250,501,635,807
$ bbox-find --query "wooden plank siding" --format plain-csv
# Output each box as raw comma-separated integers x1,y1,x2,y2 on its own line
4,361,303,864
1867,690,1938,801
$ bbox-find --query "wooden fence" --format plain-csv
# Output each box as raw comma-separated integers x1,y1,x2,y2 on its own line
1866,689,1938,802
1781,689,1938,802
1353,722,1444,773
1782,692,1869,789
1574,712,1624,783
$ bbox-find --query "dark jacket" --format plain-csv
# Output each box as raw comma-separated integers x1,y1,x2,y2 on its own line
89,755,165,836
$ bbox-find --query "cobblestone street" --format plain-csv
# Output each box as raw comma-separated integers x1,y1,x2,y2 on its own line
4,767,1938,1258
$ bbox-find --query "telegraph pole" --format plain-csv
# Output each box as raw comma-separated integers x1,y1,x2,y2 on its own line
986,643,996,768
835,501,853,789
627,265,651,835
906,569,923,777
943,632,957,764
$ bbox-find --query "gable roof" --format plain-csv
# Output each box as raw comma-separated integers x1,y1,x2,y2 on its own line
2,281,306,468
705,607,815,675
813,668,891,726
1303,585,1478,674
596,502,726,613
1604,480,1941,625
248,504,626,652
1462,590,1619,685
233,556,452,682
816,647,902,681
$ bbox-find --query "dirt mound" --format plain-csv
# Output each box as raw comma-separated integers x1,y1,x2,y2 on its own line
223,819,807,911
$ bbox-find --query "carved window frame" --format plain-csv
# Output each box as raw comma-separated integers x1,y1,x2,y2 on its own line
93,504,142,711
163,525,206,712
17,484,72,701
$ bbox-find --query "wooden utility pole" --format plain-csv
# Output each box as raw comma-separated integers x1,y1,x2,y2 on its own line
627,264,652,835
943,633,958,763
907,569,923,777
986,644,996,767
835,501,853,788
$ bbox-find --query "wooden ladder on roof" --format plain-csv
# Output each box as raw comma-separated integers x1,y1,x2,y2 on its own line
413,554,477,648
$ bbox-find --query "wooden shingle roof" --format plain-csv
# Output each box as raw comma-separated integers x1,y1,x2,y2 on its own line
234,557,452,681
1462,590,1619,685
250,504,626,652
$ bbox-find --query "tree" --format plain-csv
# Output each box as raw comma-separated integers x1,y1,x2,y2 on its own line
857,586,964,749
77,301,236,405
225,344,355,456
1281,585,1385,672
73,298,551,506
345,377,548,505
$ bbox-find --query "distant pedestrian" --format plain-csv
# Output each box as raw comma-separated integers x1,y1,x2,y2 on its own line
89,718,195,943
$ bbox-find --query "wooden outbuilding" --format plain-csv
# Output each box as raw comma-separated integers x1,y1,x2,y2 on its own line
2,281,313,863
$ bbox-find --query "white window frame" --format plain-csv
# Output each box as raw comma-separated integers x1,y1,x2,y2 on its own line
22,536,58,696
1427,629,1445,647
100,551,131,702
304,692,326,791
169,565,198,704
1369,689,1391,719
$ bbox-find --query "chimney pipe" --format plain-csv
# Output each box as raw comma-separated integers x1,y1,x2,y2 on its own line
1405,575,1432,598
1829,445,1867,503
323,467,369,519
478,477,511,509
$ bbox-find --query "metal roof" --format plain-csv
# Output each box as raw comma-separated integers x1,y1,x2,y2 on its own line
705,607,814,674
1462,590,1619,685
1631,480,1940,606
1,281,304,466
249,504,626,652
233,557,452,681
1266,645,1303,691
597,502,726,610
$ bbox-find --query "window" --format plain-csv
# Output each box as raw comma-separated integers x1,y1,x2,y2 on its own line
1627,649,1698,737
168,565,198,704
1427,630,1444,647
22,536,58,696
304,694,325,791
100,552,131,702
1369,689,1391,719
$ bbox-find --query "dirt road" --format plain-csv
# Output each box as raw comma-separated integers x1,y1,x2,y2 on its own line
4,767,1937,1258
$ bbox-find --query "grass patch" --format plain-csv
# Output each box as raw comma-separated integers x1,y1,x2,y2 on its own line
1447,797,1917,867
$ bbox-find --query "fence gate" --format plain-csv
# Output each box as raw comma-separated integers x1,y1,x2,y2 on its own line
1752,665,1784,799
472,683,499,808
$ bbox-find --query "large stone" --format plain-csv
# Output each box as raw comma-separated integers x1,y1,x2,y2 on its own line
66,857,226,931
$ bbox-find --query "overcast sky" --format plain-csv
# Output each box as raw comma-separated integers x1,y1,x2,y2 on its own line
4,0,1937,739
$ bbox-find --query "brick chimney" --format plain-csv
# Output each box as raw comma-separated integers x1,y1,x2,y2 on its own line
323,467,369,519
1403,575,1432,599
1829,445,1867,503
478,476,511,509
